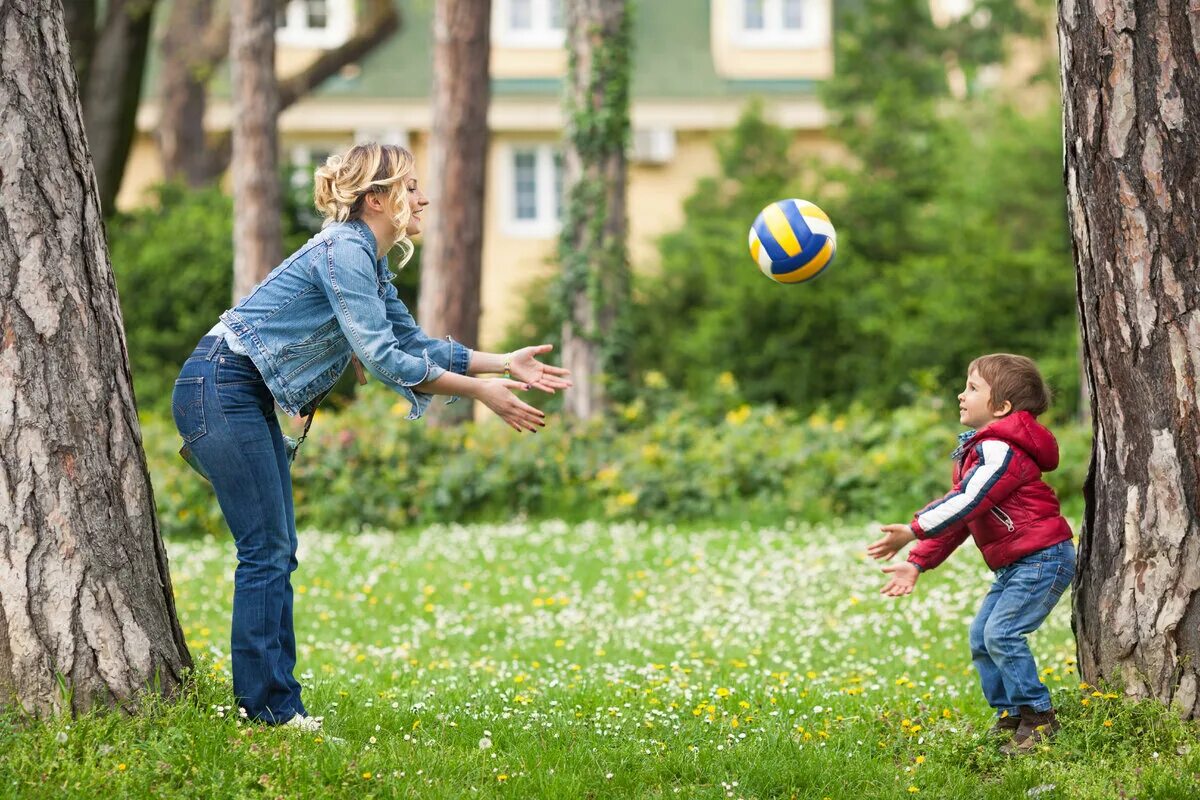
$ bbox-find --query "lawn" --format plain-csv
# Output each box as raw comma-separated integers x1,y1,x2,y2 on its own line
2,521,1197,799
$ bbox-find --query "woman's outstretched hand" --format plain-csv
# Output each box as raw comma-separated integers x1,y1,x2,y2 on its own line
508,345,573,394
474,379,546,433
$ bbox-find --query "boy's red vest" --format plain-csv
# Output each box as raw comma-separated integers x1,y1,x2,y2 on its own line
907,411,1073,572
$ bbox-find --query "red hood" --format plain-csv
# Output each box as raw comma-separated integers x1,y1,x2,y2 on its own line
969,411,1060,472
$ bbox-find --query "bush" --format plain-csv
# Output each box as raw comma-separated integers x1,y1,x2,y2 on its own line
146,377,1090,538
109,184,235,413
627,101,1079,415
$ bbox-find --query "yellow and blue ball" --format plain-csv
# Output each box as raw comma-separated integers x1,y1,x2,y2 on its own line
748,199,837,284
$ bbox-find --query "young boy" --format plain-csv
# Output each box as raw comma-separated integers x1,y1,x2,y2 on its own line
867,353,1075,755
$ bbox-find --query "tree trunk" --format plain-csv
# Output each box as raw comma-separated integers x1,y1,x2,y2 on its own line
230,0,282,302
418,0,491,425
82,0,159,216
0,0,191,717
157,0,399,189
559,0,632,421
1060,0,1200,718
157,0,228,186
63,0,98,87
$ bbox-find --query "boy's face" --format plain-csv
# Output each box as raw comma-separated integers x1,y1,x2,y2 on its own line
958,369,1007,429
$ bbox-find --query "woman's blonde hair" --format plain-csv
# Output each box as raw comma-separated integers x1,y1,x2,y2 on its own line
313,142,417,267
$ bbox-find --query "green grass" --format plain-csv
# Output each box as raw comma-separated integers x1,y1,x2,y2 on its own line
2,521,1197,799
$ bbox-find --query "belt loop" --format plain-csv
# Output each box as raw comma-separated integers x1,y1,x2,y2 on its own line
205,336,224,361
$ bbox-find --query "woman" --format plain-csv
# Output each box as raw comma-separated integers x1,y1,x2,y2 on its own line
172,142,570,730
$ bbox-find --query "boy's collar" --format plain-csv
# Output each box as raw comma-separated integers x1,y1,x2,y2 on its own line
950,429,975,460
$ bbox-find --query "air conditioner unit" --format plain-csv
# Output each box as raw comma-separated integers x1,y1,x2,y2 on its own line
630,127,676,165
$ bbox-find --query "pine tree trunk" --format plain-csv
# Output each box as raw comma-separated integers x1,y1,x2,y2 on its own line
81,0,158,216
157,0,228,187
1060,0,1200,718
418,0,491,425
230,0,282,303
560,0,632,421
0,0,191,717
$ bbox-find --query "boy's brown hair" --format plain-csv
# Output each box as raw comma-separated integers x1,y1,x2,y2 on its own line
968,353,1051,417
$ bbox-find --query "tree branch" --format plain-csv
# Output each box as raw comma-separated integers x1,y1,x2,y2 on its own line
277,0,400,110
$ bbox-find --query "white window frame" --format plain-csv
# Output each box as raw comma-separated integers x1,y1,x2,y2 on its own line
502,144,563,238
277,0,354,49
493,0,565,49
287,142,346,188
730,0,825,49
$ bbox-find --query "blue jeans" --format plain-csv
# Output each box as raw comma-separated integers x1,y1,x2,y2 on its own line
172,336,306,724
969,540,1075,716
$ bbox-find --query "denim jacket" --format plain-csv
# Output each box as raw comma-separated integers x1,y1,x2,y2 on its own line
220,219,471,419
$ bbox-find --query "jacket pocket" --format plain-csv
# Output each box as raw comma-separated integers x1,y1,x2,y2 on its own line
172,377,206,443
990,506,1015,532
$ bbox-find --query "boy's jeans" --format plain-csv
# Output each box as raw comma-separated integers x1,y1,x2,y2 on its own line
969,540,1075,716
172,336,306,724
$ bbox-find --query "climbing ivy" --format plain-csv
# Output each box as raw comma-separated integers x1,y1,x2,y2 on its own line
556,1,635,408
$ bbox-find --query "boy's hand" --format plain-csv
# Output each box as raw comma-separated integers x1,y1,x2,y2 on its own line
880,562,920,597
867,523,918,561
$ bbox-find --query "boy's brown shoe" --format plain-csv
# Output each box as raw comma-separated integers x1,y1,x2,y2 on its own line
999,706,1060,755
986,713,1021,739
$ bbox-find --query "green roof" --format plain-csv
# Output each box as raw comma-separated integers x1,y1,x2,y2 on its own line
317,0,818,99
148,0,819,102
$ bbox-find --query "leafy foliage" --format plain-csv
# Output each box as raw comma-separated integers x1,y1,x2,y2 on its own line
145,379,1089,539
626,0,1077,414
109,183,236,413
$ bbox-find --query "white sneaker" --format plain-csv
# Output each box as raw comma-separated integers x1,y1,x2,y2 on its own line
283,714,344,743
283,714,322,733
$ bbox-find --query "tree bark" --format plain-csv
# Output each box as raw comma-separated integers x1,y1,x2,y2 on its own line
559,0,632,421
417,0,491,425
230,0,283,302
1060,0,1200,718
0,0,191,717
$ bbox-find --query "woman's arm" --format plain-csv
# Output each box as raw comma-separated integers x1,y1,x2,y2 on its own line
414,371,546,433
468,351,507,375
469,345,573,394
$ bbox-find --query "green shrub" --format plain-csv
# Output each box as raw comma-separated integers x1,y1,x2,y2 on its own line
146,377,1090,538
109,183,235,413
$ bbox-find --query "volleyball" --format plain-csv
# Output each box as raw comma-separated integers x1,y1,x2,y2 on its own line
747,199,837,284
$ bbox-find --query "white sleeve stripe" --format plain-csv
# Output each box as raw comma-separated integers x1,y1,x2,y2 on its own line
917,440,1013,535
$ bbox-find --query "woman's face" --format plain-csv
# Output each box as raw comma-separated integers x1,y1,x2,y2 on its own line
402,174,429,237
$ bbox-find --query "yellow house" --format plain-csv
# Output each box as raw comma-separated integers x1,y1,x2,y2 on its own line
123,0,835,347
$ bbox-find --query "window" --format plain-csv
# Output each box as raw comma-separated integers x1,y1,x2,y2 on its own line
287,143,343,228
504,145,563,237
732,0,819,46
277,0,353,48
782,0,804,28
743,0,765,29
494,0,565,48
